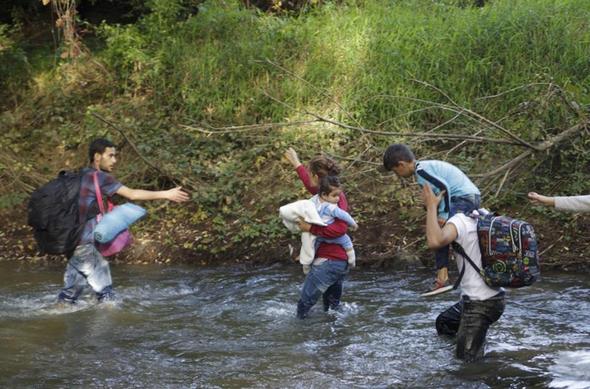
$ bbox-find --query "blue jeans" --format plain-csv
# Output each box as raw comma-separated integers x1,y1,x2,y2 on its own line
57,244,115,303
297,260,348,319
435,194,481,270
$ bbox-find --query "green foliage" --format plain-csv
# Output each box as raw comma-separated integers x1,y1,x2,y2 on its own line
2,0,590,258
0,24,29,106
0,193,27,210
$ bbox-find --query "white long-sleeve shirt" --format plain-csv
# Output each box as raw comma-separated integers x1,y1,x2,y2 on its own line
555,195,590,213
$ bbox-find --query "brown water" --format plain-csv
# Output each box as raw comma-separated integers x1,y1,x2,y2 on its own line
1,260,589,388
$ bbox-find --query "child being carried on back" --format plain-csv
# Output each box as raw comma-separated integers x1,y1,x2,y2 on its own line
280,175,358,273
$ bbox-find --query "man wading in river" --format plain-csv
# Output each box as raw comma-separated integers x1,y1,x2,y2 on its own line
57,138,189,304
422,185,505,362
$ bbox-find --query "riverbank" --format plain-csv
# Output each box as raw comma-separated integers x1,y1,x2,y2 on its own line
2,201,588,272
1,1,589,271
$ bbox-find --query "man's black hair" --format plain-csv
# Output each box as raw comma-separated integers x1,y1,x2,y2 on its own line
88,138,115,163
383,144,415,171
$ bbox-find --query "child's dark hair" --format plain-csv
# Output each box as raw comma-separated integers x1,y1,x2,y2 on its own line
88,138,115,163
309,155,341,178
383,144,415,171
319,175,342,196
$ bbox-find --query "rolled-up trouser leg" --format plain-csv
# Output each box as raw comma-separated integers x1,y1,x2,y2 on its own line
58,260,88,303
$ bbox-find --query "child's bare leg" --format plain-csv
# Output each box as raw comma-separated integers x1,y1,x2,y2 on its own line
436,267,448,284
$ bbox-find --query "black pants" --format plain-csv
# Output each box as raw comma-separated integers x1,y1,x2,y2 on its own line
436,294,505,362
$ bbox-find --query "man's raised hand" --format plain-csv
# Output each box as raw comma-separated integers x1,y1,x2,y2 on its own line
421,185,445,210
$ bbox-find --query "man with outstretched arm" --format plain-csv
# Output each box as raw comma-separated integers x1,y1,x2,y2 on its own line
58,138,189,304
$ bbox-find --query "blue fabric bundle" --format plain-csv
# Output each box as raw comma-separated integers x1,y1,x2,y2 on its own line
94,203,147,243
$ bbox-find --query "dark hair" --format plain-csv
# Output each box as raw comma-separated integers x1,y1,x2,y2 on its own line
318,175,342,196
309,155,341,178
88,138,115,163
383,144,415,171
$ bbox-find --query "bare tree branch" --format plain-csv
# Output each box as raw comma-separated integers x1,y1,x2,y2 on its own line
91,112,197,190
410,80,539,150
476,82,555,101
474,121,589,179
181,120,320,134
262,90,524,145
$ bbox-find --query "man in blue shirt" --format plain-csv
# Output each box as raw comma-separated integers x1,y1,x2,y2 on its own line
383,144,481,291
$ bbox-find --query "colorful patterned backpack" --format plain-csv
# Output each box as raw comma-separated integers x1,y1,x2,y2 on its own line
453,213,540,288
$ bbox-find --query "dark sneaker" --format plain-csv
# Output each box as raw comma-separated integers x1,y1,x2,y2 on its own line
97,286,116,303
57,292,77,305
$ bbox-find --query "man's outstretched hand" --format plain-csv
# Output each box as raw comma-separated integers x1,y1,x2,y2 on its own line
166,187,190,203
528,192,555,207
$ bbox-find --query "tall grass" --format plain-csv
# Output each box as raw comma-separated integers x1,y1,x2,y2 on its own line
3,0,589,254
99,0,589,124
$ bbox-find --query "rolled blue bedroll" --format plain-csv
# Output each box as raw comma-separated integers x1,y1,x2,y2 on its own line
94,203,147,243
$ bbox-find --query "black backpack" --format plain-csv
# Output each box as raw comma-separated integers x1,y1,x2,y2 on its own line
27,170,86,257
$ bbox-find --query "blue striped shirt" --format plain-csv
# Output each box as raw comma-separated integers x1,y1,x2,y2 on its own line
415,160,479,220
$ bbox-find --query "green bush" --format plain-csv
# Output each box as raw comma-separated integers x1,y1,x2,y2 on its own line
0,24,30,107
3,0,590,256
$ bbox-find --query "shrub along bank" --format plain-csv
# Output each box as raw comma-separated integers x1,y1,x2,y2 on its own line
0,0,589,268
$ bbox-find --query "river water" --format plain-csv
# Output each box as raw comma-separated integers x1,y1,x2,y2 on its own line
1,260,589,388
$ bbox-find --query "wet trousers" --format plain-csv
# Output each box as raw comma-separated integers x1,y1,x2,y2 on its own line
436,294,505,362
57,244,115,303
297,259,348,319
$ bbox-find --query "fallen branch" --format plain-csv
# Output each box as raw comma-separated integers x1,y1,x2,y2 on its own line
255,63,539,149
539,235,564,256
181,120,320,134
494,167,512,198
411,79,539,150
261,90,523,145
474,121,589,179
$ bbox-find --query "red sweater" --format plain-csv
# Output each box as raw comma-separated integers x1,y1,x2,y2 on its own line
296,165,348,261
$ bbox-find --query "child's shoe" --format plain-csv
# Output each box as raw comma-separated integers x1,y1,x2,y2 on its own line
430,278,450,292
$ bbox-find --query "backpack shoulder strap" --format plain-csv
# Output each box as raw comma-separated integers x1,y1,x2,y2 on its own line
92,171,106,214
451,241,485,289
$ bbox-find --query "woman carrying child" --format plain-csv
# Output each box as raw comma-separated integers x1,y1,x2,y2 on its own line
284,147,353,319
